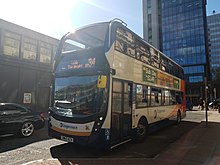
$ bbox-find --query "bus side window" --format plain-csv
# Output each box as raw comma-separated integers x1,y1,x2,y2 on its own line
176,92,183,104
142,88,148,103
170,91,176,105
164,90,170,105
151,88,161,106
136,84,148,108
155,93,159,103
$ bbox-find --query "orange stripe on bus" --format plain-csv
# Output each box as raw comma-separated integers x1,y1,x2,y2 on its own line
167,105,179,117
51,126,91,137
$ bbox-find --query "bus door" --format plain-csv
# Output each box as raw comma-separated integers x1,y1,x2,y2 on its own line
111,80,132,143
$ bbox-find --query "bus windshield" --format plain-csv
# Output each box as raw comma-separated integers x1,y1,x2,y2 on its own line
62,22,109,50
53,75,108,117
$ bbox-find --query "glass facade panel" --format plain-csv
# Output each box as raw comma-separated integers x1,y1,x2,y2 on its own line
160,0,207,84
189,76,203,83
208,13,220,81
184,65,204,74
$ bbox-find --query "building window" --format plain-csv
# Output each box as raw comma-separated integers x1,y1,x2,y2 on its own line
23,37,37,60
39,42,51,64
189,76,203,83
184,65,204,74
3,31,20,57
147,0,151,8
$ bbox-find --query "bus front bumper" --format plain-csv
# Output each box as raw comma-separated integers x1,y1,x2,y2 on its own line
48,128,110,149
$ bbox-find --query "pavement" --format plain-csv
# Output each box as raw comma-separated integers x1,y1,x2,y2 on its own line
24,107,220,165
153,107,220,165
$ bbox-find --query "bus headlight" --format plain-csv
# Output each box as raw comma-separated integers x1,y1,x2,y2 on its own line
93,116,104,133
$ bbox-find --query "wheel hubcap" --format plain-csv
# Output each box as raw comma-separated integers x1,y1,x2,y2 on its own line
137,124,146,136
22,123,34,136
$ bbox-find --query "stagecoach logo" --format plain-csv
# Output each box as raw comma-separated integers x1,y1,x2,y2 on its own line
85,125,90,131
88,58,95,65
60,122,78,130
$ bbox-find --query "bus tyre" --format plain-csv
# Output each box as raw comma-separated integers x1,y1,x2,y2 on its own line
176,111,181,124
134,118,148,143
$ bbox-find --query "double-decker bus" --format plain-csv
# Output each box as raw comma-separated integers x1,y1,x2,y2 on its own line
48,19,186,149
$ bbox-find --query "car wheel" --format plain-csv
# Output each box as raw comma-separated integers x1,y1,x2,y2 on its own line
20,121,35,137
176,111,181,124
134,118,148,142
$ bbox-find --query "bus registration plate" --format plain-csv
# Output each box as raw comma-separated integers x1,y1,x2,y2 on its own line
61,135,74,143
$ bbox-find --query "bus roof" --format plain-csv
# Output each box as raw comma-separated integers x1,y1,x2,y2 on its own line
64,22,110,47
56,19,183,71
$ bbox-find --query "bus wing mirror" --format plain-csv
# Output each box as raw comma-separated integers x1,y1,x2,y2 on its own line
111,69,116,75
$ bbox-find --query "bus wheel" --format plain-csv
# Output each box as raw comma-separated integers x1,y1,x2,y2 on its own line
134,118,148,143
176,111,181,124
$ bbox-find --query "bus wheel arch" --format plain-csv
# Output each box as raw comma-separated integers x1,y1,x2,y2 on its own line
176,110,181,124
133,117,149,143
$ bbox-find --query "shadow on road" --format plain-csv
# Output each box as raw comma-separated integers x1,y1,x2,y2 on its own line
0,122,51,153
50,121,199,160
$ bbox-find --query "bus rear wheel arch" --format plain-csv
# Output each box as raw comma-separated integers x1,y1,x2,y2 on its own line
134,117,148,143
176,110,181,124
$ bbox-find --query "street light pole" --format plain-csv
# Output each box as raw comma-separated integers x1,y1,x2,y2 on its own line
205,77,208,127
214,88,216,99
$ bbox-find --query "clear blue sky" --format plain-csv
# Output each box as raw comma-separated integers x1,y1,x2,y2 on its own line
0,0,219,39
206,0,220,15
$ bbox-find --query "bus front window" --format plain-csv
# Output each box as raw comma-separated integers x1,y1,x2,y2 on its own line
54,75,107,117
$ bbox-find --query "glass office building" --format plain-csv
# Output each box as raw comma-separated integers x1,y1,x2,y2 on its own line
207,13,220,99
143,0,210,104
